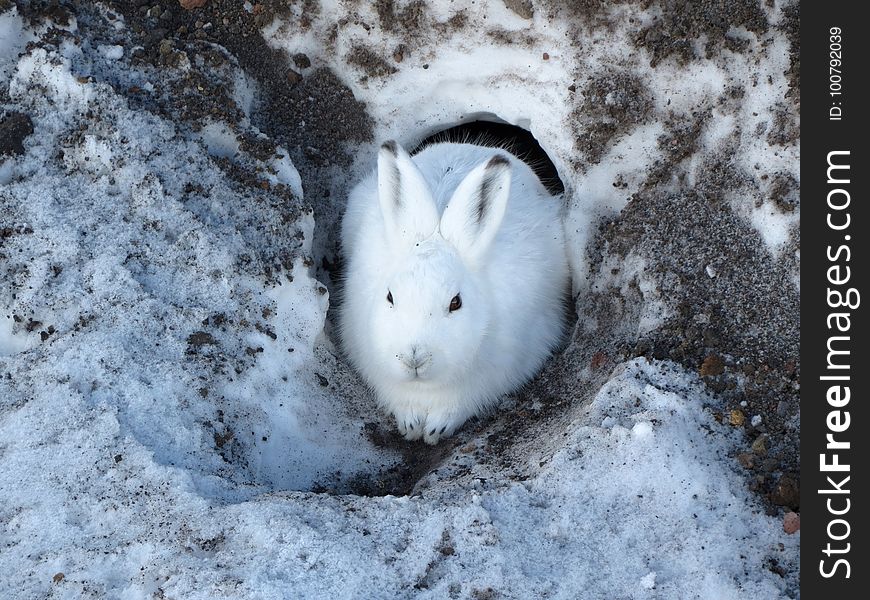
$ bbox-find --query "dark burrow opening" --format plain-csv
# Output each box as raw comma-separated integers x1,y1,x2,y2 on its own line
413,119,565,196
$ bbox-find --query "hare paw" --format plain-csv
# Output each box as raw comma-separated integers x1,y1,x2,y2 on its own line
395,410,425,441
421,413,457,445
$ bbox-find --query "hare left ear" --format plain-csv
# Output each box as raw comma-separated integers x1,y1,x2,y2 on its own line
439,154,511,267
377,140,440,253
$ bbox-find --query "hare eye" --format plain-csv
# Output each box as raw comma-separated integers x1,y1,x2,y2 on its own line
387,291,394,305
449,294,462,312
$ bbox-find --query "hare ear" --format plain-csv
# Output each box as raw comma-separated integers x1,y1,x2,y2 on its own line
378,141,439,252
440,154,511,267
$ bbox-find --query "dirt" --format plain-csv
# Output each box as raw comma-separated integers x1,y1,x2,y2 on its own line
585,148,800,511
102,0,371,169
346,45,398,79
0,111,34,156
778,1,800,101
594,168,799,505
635,0,769,66
767,103,801,147
572,71,654,166
768,173,799,212
375,0,428,32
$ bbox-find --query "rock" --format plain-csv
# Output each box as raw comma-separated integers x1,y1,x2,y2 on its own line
0,112,34,156
729,409,745,427
751,434,768,455
503,0,533,19
771,475,799,509
286,68,302,84
179,0,207,9
158,39,173,55
187,331,218,347
699,354,725,377
783,511,800,534
293,53,311,69
590,351,608,369
760,457,779,473
748,474,766,492
736,452,754,469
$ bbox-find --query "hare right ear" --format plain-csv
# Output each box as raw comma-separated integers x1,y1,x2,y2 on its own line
439,154,511,268
378,141,439,252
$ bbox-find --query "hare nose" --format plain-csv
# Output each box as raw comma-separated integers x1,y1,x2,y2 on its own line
400,347,430,370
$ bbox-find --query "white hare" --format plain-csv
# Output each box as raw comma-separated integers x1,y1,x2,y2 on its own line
339,140,568,444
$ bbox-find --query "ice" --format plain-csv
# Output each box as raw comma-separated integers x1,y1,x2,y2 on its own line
96,44,123,61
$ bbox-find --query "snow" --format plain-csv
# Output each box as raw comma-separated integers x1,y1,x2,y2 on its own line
1,9,33,85
1,3,799,599
1,27,397,506
198,120,241,159
266,151,304,201
1,332,799,597
0,314,35,356
9,48,94,109
96,44,124,61
746,198,800,257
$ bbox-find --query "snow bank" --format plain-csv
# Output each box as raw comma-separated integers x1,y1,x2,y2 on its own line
263,0,799,283
1,347,799,598
0,26,397,509
0,3,799,598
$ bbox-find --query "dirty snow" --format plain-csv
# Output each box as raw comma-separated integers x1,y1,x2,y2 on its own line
1,2,798,599
264,0,799,280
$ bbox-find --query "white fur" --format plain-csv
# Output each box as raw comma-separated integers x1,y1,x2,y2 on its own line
340,141,569,444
